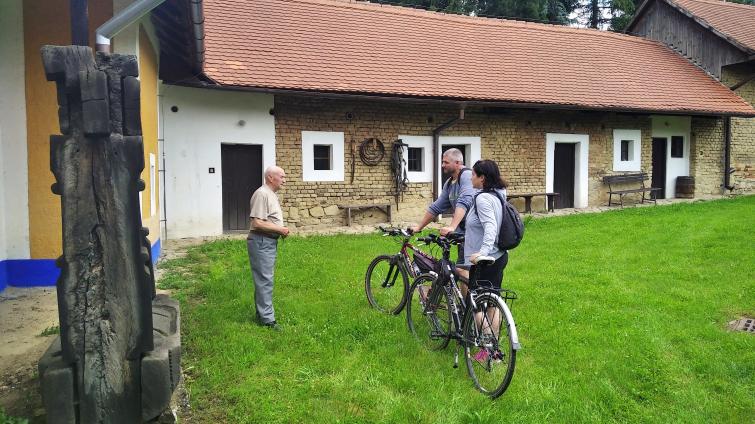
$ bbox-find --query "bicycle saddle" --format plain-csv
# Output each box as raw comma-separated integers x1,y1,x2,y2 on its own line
475,255,495,266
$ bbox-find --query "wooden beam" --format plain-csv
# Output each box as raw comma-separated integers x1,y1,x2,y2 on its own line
70,0,89,46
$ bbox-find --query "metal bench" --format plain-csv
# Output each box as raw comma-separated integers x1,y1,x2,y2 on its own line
507,192,560,213
337,203,392,226
602,172,661,207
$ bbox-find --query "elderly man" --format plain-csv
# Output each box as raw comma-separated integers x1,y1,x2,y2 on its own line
248,166,289,331
411,148,476,262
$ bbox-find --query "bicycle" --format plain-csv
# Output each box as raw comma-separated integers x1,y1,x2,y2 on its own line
406,232,521,399
365,226,439,315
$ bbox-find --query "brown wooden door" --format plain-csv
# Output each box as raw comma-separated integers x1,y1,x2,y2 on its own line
221,144,263,231
554,143,575,208
652,138,667,199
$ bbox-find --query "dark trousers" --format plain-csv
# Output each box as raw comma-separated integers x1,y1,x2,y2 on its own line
468,251,508,289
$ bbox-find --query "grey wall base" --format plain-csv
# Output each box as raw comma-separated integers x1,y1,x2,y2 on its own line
39,295,181,424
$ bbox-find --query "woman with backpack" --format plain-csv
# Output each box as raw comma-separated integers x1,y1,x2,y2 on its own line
465,159,509,362
465,159,509,286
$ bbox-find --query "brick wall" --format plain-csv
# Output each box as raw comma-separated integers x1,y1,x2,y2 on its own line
690,117,725,195
722,66,755,193
273,95,731,229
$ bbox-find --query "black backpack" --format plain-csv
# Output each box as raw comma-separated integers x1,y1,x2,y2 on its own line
473,191,525,250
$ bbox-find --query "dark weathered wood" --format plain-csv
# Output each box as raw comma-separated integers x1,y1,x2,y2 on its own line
507,193,560,213
40,45,177,424
69,0,89,47
629,0,749,79
602,172,661,207
338,203,392,226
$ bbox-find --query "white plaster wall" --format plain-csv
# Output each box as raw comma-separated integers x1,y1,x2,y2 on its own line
545,133,590,208
161,86,275,238
0,0,30,260
652,116,691,198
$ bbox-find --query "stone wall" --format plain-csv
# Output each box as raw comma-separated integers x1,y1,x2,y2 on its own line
273,95,731,229
722,65,755,194
690,117,725,195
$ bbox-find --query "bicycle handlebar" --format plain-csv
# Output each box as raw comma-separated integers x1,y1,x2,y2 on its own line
377,226,414,238
417,232,465,247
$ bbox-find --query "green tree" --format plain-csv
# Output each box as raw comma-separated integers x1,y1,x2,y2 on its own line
385,0,579,24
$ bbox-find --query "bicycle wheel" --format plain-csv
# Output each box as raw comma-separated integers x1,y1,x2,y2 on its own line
462,292,517,399
365,254,409,314
406,274,452,351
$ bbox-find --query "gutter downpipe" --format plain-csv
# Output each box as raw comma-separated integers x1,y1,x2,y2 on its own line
95,0,168,53
189,0,206,75
724,116,735,191
431,106,465,200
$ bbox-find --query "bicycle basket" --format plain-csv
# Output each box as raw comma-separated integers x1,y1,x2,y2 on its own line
413,251,438,274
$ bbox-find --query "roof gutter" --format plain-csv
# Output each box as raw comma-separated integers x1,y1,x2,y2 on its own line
188,0,206,75
167,81,755,118
431,107,465,200
95,0,167,53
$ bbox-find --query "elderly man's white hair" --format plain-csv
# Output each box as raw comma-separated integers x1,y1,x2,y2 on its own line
442,148,464,164
264,166,284,180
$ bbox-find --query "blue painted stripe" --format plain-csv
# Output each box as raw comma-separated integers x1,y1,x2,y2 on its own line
4,259,59,287
0,238,161,291
151,238,161,265
0,261,7,293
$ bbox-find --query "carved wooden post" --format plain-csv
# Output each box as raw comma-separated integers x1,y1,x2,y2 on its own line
38,45,180,424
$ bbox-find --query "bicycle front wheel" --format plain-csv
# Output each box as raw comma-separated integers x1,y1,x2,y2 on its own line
406,274,452,351
365,254,409,314
462,292,517,399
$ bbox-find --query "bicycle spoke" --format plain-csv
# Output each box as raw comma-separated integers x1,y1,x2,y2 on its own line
407,275,452,351
464,293,516,398
365,255,408,314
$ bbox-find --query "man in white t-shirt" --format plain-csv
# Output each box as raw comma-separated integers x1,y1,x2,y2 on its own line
248,166,289,331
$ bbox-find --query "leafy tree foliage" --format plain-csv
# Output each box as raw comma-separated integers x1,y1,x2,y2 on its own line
383,0,754,31
383,0,580,24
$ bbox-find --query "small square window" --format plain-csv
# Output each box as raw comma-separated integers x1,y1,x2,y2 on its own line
313,144,332,170
408,147,423,172
671,136,684,158
620,140,634,162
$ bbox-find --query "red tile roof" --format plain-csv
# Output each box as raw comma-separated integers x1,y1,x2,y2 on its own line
671,0,755,53
201,0,755,116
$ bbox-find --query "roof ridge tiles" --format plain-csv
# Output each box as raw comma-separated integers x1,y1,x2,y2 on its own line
274,0,665,46
672,0,755,10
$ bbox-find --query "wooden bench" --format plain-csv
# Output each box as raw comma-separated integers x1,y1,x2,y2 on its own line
602,173,661,207
338,203,392,226
507,192,560,213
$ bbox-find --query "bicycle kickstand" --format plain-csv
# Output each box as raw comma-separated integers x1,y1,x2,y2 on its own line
453,345,460,369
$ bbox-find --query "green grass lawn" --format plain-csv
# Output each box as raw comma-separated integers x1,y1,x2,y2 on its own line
159,196,755,423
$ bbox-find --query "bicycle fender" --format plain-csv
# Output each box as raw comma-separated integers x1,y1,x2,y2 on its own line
499,300,521,351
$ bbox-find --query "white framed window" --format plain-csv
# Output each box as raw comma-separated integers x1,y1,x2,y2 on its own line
399,135,433,182
313,145,332,170
437,136,481,194
613,129,641,172
149,153,157,216
302,131,344,181
407,147,423,172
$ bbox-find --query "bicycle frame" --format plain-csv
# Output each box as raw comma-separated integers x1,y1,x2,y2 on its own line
420,233,521,359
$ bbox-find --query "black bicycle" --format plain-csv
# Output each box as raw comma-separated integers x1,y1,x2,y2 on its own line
406,232,521,399
365,227,438,314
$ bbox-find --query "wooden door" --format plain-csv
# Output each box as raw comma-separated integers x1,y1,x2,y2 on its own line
652,138,667,199
221,144,263,231
554,143,575,208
